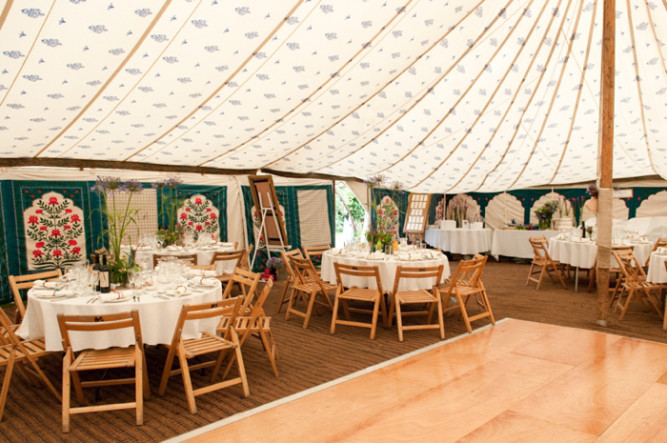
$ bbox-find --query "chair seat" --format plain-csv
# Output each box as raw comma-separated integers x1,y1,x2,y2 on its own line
397,289,437,304
293,281,336,293
235,316,271,332
182,332,234,359
70,347,137,372
448,285,485,298
338,287,380,302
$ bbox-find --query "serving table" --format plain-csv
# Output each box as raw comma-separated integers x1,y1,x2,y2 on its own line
424,227,492,255
321,249,450,292
17,278,223,352
490,229,560,260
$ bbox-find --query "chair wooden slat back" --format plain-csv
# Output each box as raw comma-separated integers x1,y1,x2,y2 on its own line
331,263,386,339
303,245,330,263
9,269,63,323
153,253,198,268
389,265,445,342
57,310,147,433
158,297,249,414
221,267,260,315
239,244,253,271
290,256,329,292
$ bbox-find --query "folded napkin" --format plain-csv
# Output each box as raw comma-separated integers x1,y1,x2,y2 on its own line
99,291,130,302
167,285,190,296
31,288,75,298
188,269,217,277
190,277,219,287
33,279,60,289
166,245,180,251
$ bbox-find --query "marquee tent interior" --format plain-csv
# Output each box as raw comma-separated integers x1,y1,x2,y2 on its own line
0,0,665,192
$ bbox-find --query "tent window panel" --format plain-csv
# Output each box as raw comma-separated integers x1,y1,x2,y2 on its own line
297,189,331,247
105,188,158,245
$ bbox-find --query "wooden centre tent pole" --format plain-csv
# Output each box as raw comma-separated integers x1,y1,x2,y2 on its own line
596,0,615,325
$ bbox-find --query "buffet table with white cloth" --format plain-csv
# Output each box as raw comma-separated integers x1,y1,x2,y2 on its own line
125,243,236,272
17,279,223,352
424,227,493,255
646,251,667,284
320,249,450,292
490,229,560,260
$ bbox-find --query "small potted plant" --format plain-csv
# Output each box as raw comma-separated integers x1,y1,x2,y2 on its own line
266,256,285,280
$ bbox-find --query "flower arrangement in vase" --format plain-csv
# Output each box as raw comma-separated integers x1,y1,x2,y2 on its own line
535,200,558,230
91,177,142,285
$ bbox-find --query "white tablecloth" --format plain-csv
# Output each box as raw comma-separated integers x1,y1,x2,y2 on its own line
127,243,236,273
424,227,493,255
17,282,223,352
646,252,667,284
548,238,653,270
321,250,450,292
490,229,560,260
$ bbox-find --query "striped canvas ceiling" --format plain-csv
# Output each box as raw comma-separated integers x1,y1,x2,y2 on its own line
0,0,665,192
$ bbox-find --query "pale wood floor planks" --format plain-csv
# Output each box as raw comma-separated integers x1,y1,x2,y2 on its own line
183,319,667,443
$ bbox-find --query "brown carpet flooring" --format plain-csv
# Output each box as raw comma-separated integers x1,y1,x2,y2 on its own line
2,260,665,442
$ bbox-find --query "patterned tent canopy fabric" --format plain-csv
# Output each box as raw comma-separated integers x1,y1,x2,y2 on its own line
0,0,665,192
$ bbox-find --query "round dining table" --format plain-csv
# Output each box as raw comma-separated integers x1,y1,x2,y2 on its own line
646,251,667,284
127,242,236,272
17,279,223,352
320,249,450,292
424,227,493,255
548,237,654,291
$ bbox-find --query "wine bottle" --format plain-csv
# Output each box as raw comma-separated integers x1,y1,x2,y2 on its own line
581,220,586,239
99,254,111,293
92,253,100,292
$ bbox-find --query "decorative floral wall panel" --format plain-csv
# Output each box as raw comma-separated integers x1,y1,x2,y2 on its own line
24,192,86,270
177,194,220,241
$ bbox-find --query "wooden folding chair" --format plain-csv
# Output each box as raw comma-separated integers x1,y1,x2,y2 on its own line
218,280,279,377
238,244,253,271
210,250,246,287
526,236,567,289
158,297,248,414
9,269,63,323
57,310,148,433
387,265,444,342
153,253,198,268
612,249,665,322
285,256,336,329
0,308,60,422
221,268,261,314
331,263,386,339
441,255,495,333
587,245,633,295
646,238,667,267
276,249,305,314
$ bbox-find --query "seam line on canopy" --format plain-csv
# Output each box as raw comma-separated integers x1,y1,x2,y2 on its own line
472,0,570,191
405,0,554,191
548,0,600,184
139,0,320,165
124,0,307,163
623,0,658,175
448,0,570,193
199,0,416,167
258,0,489,171
504,0,585,190
54,0,203,160
316,0,527,176
34,0,173,157
0,0,54,109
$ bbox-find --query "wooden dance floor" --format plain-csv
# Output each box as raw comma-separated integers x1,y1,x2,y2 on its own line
176,319,667,442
